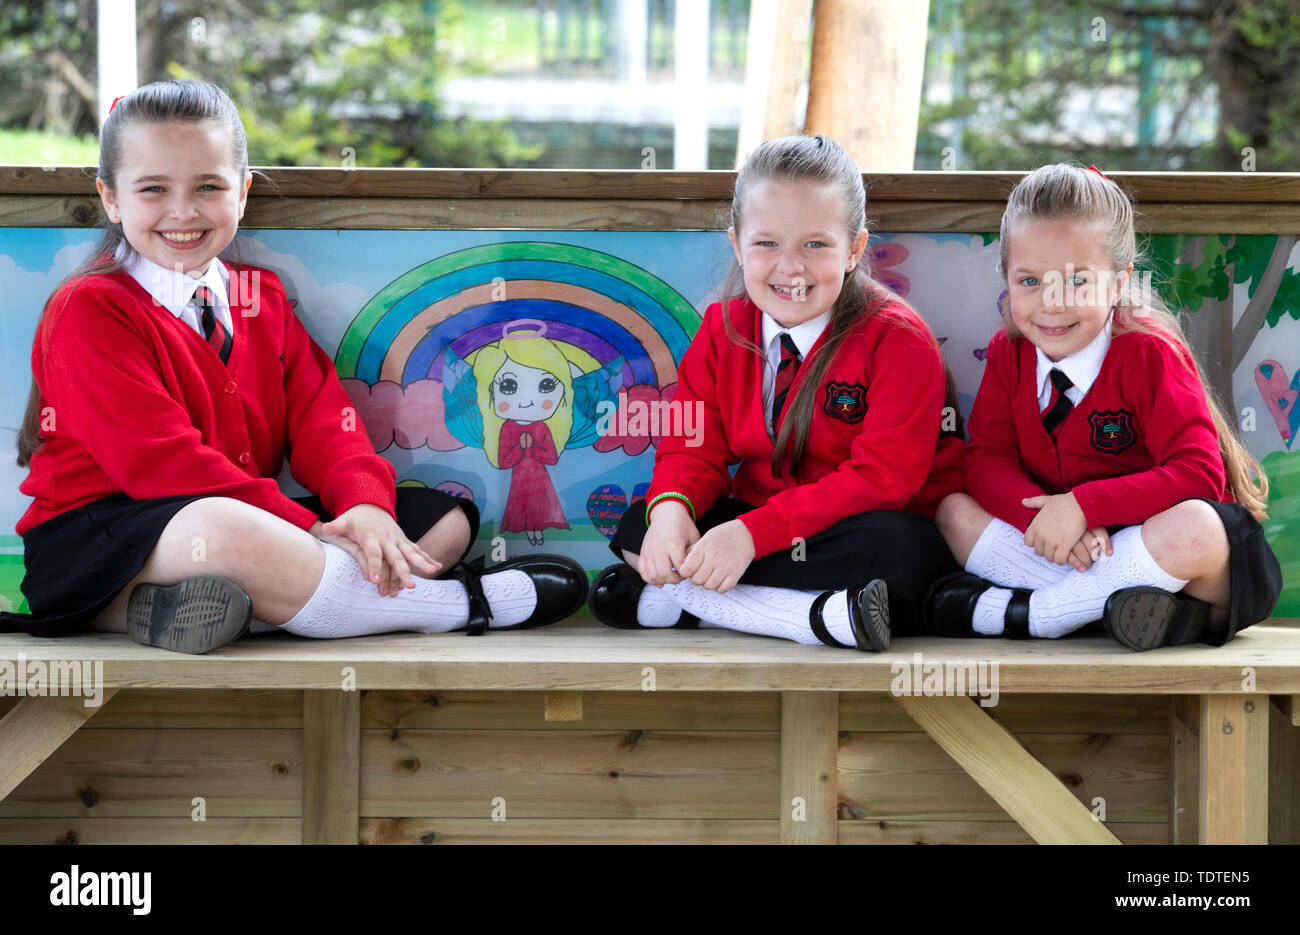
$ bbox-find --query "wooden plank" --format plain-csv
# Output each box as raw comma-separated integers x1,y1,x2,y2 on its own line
894,695,1121,843
5,166,1300,203
1269,696,1300,844
780,692,838,844
0,817,301,845
364,690,781,730
543,691,583,722
1170,695,1200,844
0,691,117,802
361,817,779,844
0,689,301,728
8,195,1296,234
2,627,1297,693
1199,693,1269,844
843,692,1169,734
359,729,779,819
838,731,1166,821
0,729,302,817
838,819,1166,845
302,690,360,845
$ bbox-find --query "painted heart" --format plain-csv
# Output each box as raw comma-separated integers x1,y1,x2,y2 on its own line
586,484,628,539
1255,359,1300,448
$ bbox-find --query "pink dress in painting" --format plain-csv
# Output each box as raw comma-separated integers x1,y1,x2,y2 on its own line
498,420,569,532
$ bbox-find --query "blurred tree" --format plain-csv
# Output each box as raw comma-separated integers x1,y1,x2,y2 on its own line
0,0,541,167
922,0,1300,171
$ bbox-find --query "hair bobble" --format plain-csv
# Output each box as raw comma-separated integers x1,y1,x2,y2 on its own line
108,95,126,113
1086,165,1107,180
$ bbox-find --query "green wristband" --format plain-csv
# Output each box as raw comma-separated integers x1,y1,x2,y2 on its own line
646,491,696,524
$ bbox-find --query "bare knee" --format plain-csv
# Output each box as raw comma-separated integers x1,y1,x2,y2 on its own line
934,492,991,566
1141,500,1228,576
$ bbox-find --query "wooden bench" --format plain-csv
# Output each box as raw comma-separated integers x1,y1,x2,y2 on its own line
1,622,1297,845
0,166,1297,844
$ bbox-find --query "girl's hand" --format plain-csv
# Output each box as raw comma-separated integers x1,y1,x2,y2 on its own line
639,500,699,586
1021,493,1088,566
1065,525,1114,573
519,433,533,449
678,520,756,594
309,504,441,596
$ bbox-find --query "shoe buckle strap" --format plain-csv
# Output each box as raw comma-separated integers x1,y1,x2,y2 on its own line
449,555,493,636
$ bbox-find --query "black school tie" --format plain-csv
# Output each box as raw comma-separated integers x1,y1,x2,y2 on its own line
1041,368,1074,435
771,332,801,437
192,284,232,364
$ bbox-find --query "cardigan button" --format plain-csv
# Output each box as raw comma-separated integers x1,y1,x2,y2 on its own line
238,452,251,465
224,380,238,394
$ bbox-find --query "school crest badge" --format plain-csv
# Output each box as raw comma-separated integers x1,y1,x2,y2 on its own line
823,381,867,424
1087,409,1137,455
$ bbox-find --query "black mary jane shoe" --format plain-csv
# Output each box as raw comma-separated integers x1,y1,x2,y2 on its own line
1102,587,1212,652
127,576,252,655
588,563,700,630
809,578,891,652
447,554,589,634
921,572,1032,639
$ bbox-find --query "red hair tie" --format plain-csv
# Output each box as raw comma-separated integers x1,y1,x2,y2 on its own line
1086,165,1107,180
109,95,125,113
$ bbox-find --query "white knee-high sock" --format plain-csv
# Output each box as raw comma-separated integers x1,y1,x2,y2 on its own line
661,581,857,647
1026,526,1187,639
280,542,537,639
966,518,1071,589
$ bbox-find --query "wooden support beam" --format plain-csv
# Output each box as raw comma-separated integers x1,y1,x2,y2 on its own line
1270,696,1300,844
1172,694,1269,844
780,691,838,844
895,694,1120,844
302,690,360,845
0,691,117,801
544,691,584,722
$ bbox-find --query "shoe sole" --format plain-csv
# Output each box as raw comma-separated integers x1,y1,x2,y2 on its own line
127,577,252,655
1104,588,1176,652
854,579,891,652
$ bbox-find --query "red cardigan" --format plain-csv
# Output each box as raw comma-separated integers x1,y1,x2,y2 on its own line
647,295,964,559
17,263,396,536
964,328,1229,532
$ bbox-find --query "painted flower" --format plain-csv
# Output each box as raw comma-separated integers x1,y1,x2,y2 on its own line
868,241,911,297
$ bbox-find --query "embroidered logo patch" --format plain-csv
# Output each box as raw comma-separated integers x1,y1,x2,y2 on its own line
823,381,867,424
1088,409,1137,455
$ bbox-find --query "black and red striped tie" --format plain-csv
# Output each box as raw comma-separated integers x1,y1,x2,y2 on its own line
771,332,801,437
1041,368,1074,436
192,284,232,364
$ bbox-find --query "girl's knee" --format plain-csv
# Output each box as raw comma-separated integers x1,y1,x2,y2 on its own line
935,492,984,542
1143,500,1228,564
418,505,474,568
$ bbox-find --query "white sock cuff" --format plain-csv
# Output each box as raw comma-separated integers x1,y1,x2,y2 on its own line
1114,526,1188,592
965,518,1010,576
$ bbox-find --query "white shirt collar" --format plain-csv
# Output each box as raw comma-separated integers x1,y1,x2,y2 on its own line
116,242,229,319
761,309,831,362
1035,318,1112,407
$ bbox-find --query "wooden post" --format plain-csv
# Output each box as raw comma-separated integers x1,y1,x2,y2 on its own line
1175,694,1269,844
736,0,815,167
779,691,838,844
302,690,360,845
804,0,931,170
0,691,117,801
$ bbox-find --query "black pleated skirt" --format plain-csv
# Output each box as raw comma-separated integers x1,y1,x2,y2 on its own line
0,487,478,638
